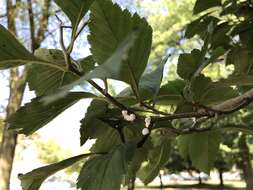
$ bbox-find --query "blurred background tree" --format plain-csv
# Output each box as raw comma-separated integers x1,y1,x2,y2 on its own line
0,0,61,189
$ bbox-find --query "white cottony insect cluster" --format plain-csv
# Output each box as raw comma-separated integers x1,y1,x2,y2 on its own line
121,110,136,122
145,116,151,128
142,116,151,136
122,110,151,136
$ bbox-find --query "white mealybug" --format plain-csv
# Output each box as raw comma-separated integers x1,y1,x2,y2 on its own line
124,115,131,121
145,116,151,128
129,113,136,121
142,128,150,136
122,110,128,117
122,110,136,122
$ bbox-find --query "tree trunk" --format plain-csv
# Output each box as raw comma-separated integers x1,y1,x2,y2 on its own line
197,170,202,185
0,69,25,190
0,1,26,190
0,0,51,189
238,135,253,190
159,172,164,189
127,176,136,190
218,169,224,187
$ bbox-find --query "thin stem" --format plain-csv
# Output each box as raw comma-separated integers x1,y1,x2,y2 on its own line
141,102,171,116
117,127,125,143
67,21,89,53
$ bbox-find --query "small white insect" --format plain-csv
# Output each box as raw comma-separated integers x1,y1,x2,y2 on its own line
122,110,136,122
122,110,128,117
129,113,136,121
145,116,151,128
142,128,150,136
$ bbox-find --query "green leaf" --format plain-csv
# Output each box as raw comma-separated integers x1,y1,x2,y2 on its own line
89,0,152,96
185,15,219,39
193,0,221,14
117,56,168,103
8,92,96,135
211,23,231,49
139,56,168,102
177,131,221,173
226,47,253,75
77,143,135,190
118,79,186,107
27,49,95,96
54,0,94,33
138,135,171,185
90,128,121,152
215,75,253,87
19,153,91,190
44,32,137,102
80,99,111,145
0,24,37,69
156,80,186,105
191,75,238,105
222,124,253,136
125,147,149,184
177,49,202,80
209,47,226,63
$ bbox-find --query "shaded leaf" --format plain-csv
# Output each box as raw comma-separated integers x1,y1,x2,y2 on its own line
80,99,111,145
27,49,95,96
0,24,38,69
77,143,135,190
8,92,96,135
226,47,253,75
138,135,171,184
191,75,238,105
177,131,221,173
215,75,253,87
139,56,168,102
44,32,137,102
194,0,221,14
177,49,201,80
89,0,152,95
19,153,92,190
54,0,94,33
185,15,219,39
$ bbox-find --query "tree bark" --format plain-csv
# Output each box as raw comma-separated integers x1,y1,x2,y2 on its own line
0,0,52,188
127,176,136,190
0,69,25,190
0,1,26,190
159,172,164,189
238,135,253,190
218,169,224,187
